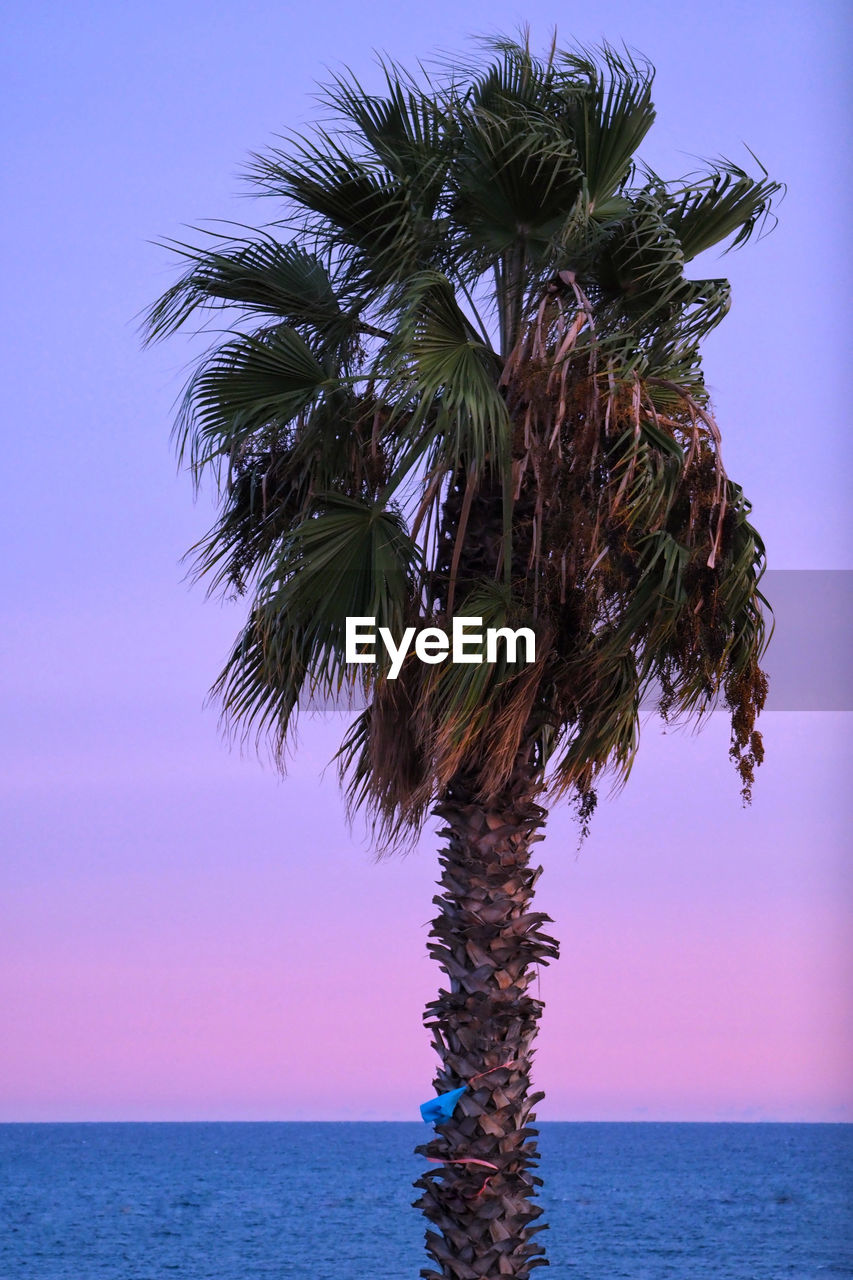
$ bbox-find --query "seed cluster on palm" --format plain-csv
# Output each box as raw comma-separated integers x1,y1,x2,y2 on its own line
146,33,779,1279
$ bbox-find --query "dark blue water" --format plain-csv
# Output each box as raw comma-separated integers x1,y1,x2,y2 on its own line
1,1123,850,1278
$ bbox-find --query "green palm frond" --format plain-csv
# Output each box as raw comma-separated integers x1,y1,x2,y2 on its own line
250,135,433,293
143,231,345,345
174,326,333,475
449,91,583,261
264,493,419,652
215,494,421,750
323,61,452,211
597,191,686,315
557,43,656,207
390,272,507,470
212,608,313,751
657,157,782,260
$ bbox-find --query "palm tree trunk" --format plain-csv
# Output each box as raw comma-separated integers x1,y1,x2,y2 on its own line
413,752,559,1278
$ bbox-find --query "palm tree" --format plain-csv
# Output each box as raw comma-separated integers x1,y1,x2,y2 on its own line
145,34,779,1279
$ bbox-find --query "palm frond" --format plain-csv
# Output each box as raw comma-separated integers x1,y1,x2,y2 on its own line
449,89,584,260
557,43,656,207
249,134,432,292
656,156,782,260
390,272,508,472
174,326,333,476
216,494,421,753
322,61,451,213
142,230,345,345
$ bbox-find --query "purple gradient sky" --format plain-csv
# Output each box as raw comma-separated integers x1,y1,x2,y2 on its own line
2,0,850,1121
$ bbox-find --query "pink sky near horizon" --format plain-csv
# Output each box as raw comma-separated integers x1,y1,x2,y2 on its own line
3,691,850,1121
1,0,851,1122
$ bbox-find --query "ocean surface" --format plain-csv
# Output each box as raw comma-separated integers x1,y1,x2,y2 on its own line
1,1122,850,1279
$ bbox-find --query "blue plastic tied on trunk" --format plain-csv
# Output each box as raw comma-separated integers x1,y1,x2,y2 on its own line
419,1085,467,1125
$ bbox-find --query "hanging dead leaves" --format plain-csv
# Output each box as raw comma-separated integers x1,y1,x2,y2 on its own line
345,272,769,838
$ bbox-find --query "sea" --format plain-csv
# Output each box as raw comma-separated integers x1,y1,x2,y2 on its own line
1,1122,850,1279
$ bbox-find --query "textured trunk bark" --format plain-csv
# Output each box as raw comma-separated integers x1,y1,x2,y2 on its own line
413,751,559,1278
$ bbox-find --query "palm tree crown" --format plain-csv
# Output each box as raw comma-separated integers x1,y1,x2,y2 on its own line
146,36,777,843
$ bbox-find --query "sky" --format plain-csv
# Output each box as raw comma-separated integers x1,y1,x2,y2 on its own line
1,0,851,1122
